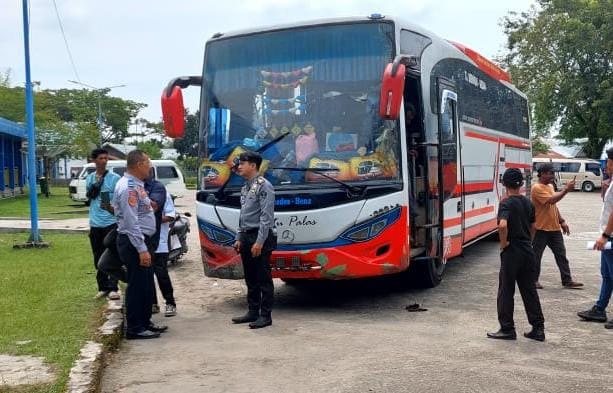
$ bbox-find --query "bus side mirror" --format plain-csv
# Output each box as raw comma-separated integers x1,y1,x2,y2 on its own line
161,86,185,138
161,75,202,139
379,62,406,120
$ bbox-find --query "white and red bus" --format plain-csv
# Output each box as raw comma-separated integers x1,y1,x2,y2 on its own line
161,15,531,287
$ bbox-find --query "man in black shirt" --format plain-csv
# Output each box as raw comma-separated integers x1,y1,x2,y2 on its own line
487,168,545,341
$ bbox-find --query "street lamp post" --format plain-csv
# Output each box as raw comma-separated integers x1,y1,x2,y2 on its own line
67,80,126,146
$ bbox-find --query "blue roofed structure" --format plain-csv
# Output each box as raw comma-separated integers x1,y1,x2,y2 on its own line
0,117,26,197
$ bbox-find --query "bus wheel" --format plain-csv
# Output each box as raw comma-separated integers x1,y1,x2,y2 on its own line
408,256,444,288
582,181,594,192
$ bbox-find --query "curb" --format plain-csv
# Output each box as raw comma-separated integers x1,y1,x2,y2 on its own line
0,227,89,234
66,297,123,393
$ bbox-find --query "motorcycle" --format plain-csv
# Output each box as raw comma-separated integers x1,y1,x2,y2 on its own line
167,211,191,264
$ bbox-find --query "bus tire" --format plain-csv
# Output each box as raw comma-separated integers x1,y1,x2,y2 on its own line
582,181,594,192
408,257,444,288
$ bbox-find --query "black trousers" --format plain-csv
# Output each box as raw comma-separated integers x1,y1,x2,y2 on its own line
118,234,154,334
89,225,118,292
532,230,573,284
152,252,175,306
497,243,545,331
240,231,274,317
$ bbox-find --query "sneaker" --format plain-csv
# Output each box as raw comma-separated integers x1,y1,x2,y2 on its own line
152,304,160,314
577,306,607,322
94,291,109,299
164,304,177,317
563,281,584,289
107,291,120,300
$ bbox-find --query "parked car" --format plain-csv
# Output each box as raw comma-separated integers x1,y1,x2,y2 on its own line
69,159,187,203
532,158,603,192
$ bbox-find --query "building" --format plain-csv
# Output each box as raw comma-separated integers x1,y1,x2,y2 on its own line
0,117,26,198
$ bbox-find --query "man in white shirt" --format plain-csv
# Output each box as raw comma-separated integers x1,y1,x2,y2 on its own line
577,147,613,329
152,190,177,317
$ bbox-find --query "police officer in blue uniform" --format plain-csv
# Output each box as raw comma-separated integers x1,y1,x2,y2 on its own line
232,151,276,329
113,150,167,340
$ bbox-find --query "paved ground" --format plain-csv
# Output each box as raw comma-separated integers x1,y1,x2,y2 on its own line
101,191,613,393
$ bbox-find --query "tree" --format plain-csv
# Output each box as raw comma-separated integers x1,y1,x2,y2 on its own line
45,88,146,144
173,110,199,157
0,83,146,154
137,140,162,159
500,0,613,158
531,138,550,156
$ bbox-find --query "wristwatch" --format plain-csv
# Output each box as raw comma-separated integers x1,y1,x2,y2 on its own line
602,232,610,238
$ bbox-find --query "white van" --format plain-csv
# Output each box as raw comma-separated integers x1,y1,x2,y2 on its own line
532,158,603,192
69,159,187,203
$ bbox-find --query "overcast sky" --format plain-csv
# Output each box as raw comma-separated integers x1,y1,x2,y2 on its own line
1,0,535,123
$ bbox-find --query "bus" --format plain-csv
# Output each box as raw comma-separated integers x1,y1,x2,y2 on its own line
160,15,532,287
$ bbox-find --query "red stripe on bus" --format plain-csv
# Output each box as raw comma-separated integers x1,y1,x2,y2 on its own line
464,218,498,242
505,162,532,169
465,130,531,149
443,205,495,227
465,205,495,219
453,182,494,194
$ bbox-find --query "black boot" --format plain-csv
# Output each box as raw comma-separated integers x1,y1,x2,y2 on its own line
486,329,517,340
523,327,545,342
232,310,259,324
249,315,272,329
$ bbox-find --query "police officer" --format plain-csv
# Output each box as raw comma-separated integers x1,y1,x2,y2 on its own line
113,150,167,340
232,151,276,329
488,168,545,341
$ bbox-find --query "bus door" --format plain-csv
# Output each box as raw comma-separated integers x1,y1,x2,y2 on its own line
437,80,459,259
412,78,457,285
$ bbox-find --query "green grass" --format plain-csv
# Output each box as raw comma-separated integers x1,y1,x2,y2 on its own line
0,187,88,219
0,232,106,393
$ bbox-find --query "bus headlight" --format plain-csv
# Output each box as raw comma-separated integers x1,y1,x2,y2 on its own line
340,207,400,243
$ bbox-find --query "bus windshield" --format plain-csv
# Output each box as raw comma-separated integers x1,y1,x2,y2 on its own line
200,21,401,190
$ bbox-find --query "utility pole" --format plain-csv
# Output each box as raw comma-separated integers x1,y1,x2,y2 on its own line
67,80,126,146
21,0,42,245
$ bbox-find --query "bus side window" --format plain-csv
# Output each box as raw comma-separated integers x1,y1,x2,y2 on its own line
441,96,456,143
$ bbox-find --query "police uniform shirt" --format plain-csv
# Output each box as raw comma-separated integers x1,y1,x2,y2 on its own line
86,170,121,228
237,175,275,245
112,173,156,253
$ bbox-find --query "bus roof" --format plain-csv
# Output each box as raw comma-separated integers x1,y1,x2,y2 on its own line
207,15,514,89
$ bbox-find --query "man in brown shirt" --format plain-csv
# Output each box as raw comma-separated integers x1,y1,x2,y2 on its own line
531,163,583,289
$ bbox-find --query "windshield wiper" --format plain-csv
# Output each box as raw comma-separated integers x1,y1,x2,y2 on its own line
271,167,365,197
